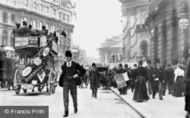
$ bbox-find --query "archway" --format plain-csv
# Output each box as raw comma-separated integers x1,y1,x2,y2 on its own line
140,40,148,58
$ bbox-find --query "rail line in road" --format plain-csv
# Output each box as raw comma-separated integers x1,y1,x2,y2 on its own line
110,88,146,118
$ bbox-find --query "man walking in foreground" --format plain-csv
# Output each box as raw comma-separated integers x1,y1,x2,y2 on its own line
59,50,86,117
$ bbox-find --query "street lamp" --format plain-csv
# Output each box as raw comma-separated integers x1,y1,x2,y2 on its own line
179,1,189,29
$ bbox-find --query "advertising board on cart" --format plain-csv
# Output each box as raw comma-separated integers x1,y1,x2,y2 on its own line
15,37,28,47
52,41,58,54
40,36,47,47
15,36,38,47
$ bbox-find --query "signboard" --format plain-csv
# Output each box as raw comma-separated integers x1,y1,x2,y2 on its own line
15,37,28,47
28,36,38,45
40,36,47,47
114,74,127,88
52,41,58,53
122,72,130,81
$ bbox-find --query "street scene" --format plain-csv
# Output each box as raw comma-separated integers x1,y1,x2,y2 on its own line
0,0,190,118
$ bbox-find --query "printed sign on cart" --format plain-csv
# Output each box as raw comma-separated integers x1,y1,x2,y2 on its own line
15,37,28,47
28,36,38,45
40,36,47,47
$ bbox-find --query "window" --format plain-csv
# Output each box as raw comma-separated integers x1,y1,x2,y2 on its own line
40,4,43,12
59,12,62,19
24,17,27,22
63,13,65,21
46,7,49,14
67,15,70,22
11,0,16,5
33,20,36,29
67,29,70,37
24,0,28,6
3,12,8,23
20,18,23,26
33,2,37,10
51,25,55,32
39,21,43,30
11,14,16,25
53,9,56,16
45,23,49,30
2,30,8,46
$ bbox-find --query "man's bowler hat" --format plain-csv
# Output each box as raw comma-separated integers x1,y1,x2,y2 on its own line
65,50,72,57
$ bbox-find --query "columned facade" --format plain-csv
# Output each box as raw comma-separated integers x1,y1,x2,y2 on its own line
119,0,151,62
146,0,190,65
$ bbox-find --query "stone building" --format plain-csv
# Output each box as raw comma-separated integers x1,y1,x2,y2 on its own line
146,0,190,65
0,0,74,48
119,0,150,62
99,36,123,64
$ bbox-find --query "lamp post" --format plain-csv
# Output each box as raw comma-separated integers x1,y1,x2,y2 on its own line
179,0,189,60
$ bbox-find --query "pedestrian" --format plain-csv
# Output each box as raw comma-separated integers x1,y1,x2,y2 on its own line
162,65,167,96
89,63,100,98
59,50,86,117
133,61,149,102
124,64,131,94
151,60,165,100
117,64,126,95
146,60,154,96
166,64,175,95
130,64,138,93
185,57,190,118
173,63,185,97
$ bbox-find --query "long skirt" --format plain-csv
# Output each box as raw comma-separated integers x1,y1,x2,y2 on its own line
173,76,184,97
185,83,190,112
133,76,149,102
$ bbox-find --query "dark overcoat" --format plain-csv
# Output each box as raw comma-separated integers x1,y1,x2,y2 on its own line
89,69,99,90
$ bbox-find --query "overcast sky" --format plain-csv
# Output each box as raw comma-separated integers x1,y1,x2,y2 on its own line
72,0,122,58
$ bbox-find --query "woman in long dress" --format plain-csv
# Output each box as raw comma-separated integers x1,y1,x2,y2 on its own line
133,61,149,102
173,64,185,97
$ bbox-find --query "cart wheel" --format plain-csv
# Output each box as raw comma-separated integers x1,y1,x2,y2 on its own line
38,87,42,92
52,86,55,94
23,89,27,93
15,85,21,94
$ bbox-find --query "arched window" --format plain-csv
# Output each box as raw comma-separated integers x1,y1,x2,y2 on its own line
140,40,148,58
2,30,8,46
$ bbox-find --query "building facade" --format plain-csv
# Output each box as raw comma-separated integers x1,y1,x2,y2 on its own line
119,0,150,62
99,36,123,64
146,0,190,65
0,0,74,48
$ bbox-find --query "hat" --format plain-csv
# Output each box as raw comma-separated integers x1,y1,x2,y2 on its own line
155,59,160,64
138,60,143,65
65,50,72,57
92,63,96,67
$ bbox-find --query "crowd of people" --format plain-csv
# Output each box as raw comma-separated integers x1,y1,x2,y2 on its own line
83,58,190,117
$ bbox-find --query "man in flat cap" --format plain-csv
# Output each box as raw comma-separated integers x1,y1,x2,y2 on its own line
59,50,86,117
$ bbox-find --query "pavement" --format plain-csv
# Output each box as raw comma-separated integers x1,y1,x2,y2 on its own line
110,87,186,118
0,86,143,118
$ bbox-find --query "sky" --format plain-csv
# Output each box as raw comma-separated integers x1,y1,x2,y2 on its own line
72,0,122,58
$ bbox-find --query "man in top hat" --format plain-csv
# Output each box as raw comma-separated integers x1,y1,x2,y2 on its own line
59,50,86,117
152,59,165,100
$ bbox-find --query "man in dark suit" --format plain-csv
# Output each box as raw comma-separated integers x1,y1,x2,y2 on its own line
59,50,86,117
152,60,165,100
146,60,154,96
